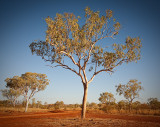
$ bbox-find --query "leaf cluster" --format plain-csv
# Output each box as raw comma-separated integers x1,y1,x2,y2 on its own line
29,7,142,85
29,7,122,65
116,79,143,101
99,92,115,104
5,72,49,96
1,88,21,100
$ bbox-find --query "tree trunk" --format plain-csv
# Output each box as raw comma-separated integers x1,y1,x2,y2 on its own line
11,99,16,107
13,100,16,107
129,101,132,113
25,99,29,112
81,83,88,119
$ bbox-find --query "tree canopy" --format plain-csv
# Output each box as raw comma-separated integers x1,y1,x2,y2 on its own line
148,98,160,110
29,7,142,119
99,92,115,105
29,7,141,83
1,88,21,107
116,79,143,111
5,72,49,112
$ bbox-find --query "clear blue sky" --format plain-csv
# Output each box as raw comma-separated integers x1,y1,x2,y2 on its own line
0,0,160,104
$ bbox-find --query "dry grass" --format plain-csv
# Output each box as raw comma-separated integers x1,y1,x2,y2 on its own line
96,108,160,116
133,109,160,116
0,106,160,116
38,118,160,127
0,107,48,113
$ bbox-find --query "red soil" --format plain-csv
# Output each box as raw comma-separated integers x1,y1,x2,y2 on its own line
0,110,160,127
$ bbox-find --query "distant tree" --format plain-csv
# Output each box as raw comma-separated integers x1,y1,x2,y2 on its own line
40,102,48,109
86,102,90,107
5,72,49,112
74,103,80,108
44,102,48,105
1,88,21,107
32,98,36,108
0,100,12,107
117,100,128,111
99,92,116,112
147,98,160,110
47,104,54,109
29,7,142,119
99,92,115,105
22,99,27,107
132,101,141,111
54,101,64,109
89,102,98,109
37,101,42,108
116,79,143,112
139,103,150,110
67,104,74,109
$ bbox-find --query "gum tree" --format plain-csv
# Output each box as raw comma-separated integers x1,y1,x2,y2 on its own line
1,88,21,107
29,7,142,119
5,72,49,112
99,92,116,112
147,98,160,110
99,92,115,105
116,79,143,112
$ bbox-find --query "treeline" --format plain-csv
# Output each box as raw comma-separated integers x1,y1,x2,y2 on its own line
0,98,160,115
0,99,45,109
1,74,160,115
98,98,160,114
0,99,80,110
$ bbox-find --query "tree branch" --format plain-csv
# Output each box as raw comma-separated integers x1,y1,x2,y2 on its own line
60,51,79,66
83,41,96,70
88,68,113,84
57,61,80,76
115,58,128,67
83,31,116,70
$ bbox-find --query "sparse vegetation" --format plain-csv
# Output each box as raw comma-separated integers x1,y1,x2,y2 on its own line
0,76,160,116
0,75,159,117
1,72,49,112
1,0,159,125
116,79,143,112
0,97,160,116
1,88,21,107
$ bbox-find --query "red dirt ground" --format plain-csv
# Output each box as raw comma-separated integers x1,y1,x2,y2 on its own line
0,110,160,127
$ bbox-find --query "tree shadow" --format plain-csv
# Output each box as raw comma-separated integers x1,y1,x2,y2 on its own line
49,110,65,113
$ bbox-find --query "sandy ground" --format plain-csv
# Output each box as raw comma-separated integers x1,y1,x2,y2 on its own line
0,110,160,127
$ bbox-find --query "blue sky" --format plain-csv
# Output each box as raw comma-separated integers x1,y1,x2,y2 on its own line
0,0,160,104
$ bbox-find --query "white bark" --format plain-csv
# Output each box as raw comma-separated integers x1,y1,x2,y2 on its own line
81,83,88,119
25,99,29,112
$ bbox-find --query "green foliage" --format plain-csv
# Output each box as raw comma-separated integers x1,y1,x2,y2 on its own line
116,79,143,101
89,102,99,109
5,72,49,96
37,101,42,108
148,98,160,110
101,102,117,113
99,92,115,104
29,7,142,119
5,72,49,112
99,92,116,113
31,98,36,108
0,100,12,107
116,79,143,111
54,101,64,109
139,103,150,110
117,100,128,110
1,88,21,107
29,7,141,76
113,36,141,63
